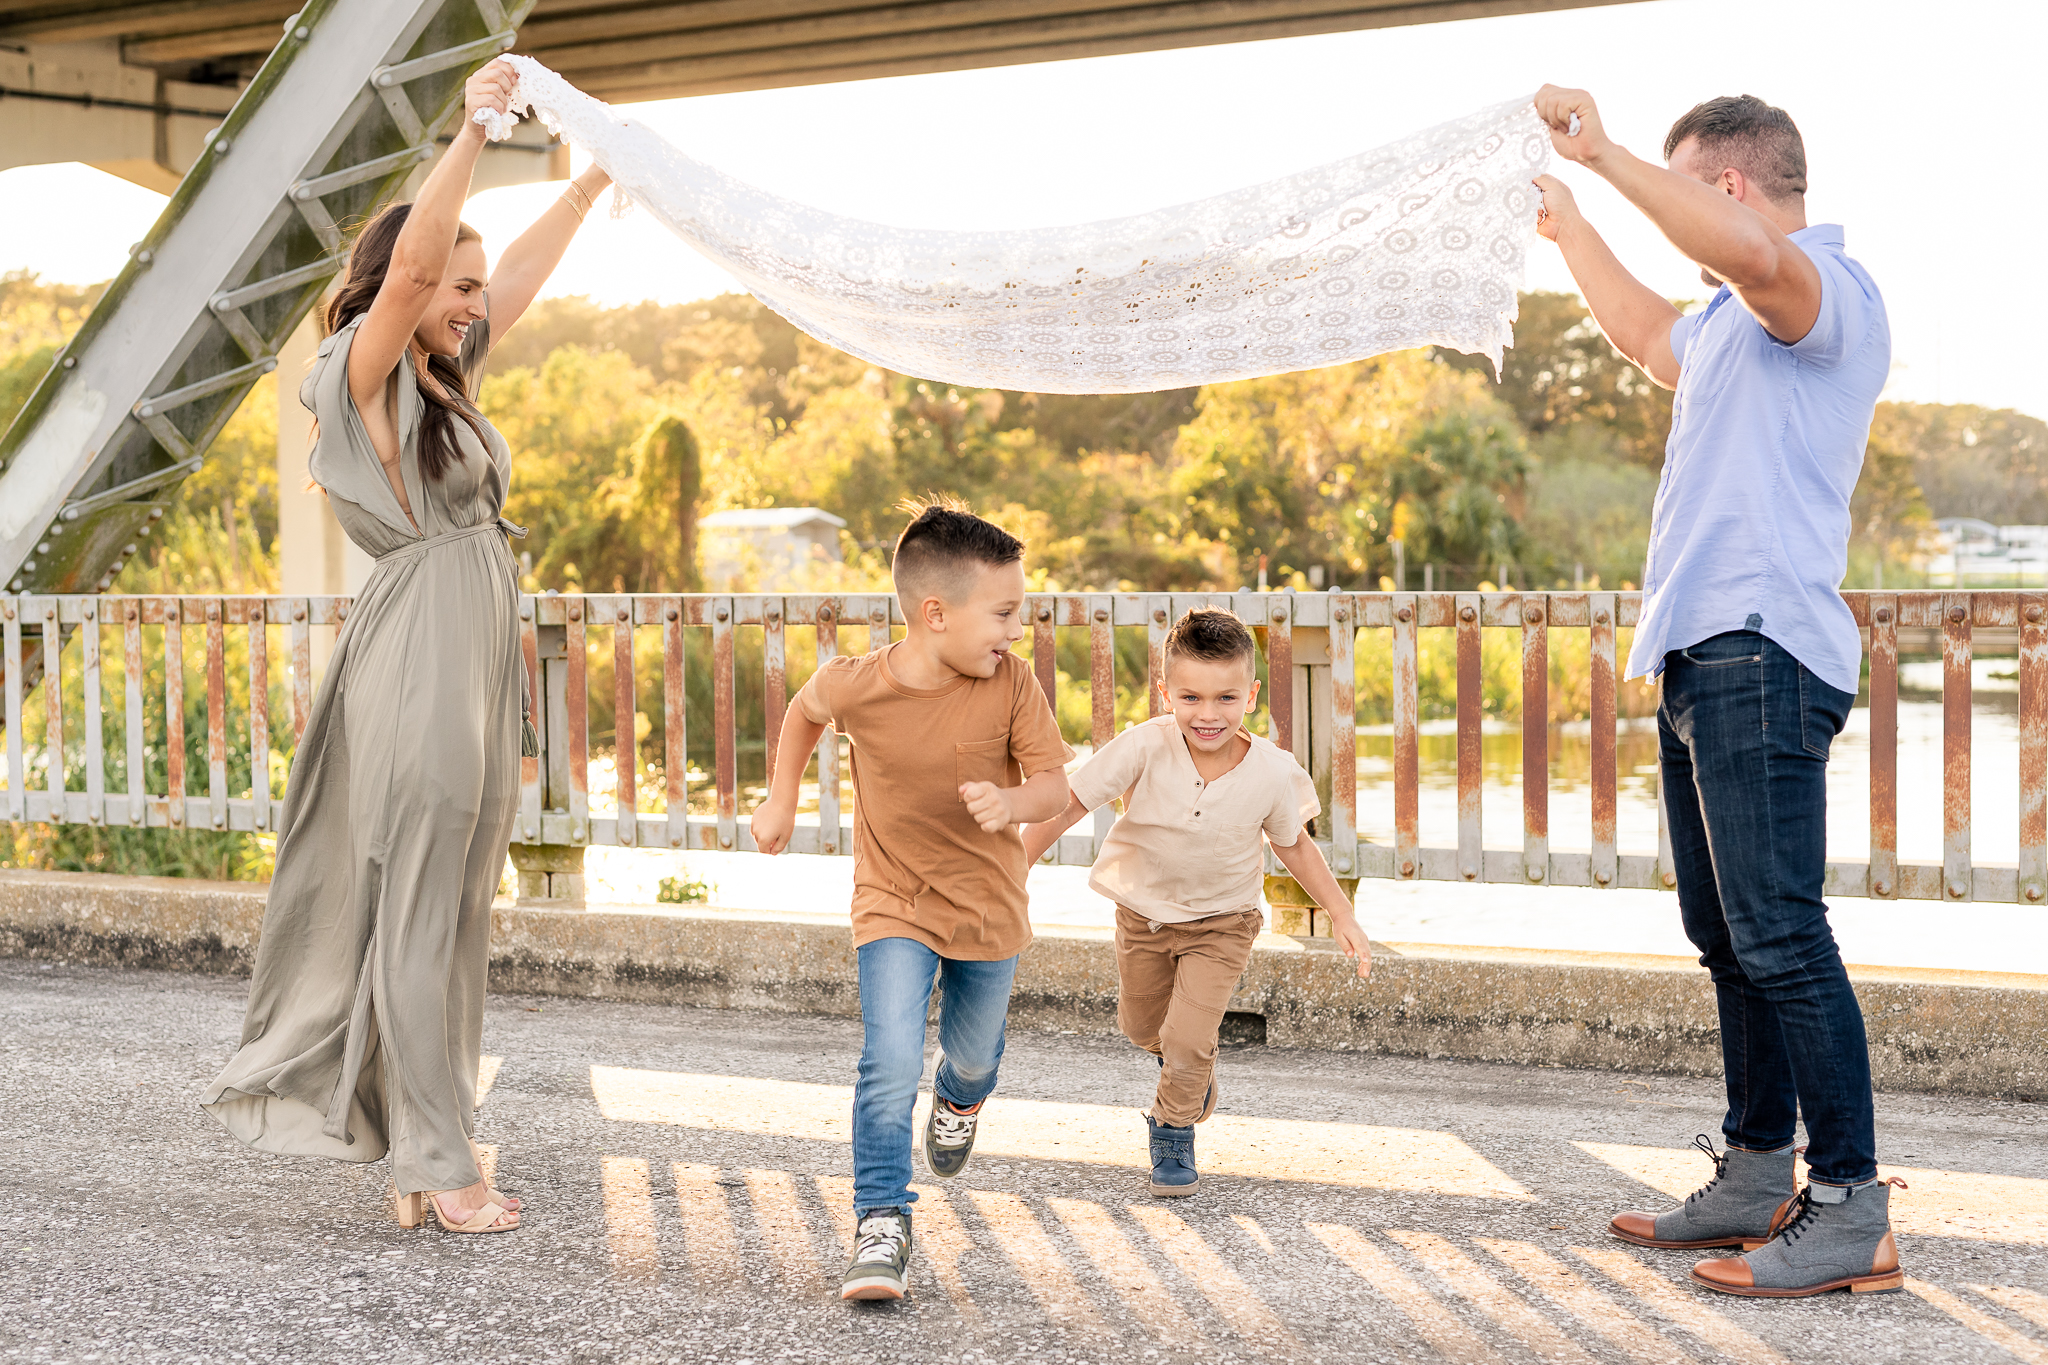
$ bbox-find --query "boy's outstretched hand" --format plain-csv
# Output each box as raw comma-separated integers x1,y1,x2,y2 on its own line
960,781,1013,833
1326,909,1374,981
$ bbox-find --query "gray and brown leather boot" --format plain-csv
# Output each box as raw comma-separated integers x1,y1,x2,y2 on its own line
1692,1177,1906,1297
1609,1135,1796,1251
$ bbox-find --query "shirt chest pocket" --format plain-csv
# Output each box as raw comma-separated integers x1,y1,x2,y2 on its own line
956,736,1011,788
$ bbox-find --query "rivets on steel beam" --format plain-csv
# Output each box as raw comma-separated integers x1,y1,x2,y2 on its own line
1874,606,1893,623
21,561,34,573
617,607,629,622
1594,870,1611,885
1524,605,1543,623
125,605,138,622
61,356,76,369
1335,857,1351,873
1948,881,1966,899
1594,609,1610,624
1662,871,1677,888
818,605,834,623
1459,605,1476,622
1153,609,1167,624
1526,864,1543,882
719,834,733,849
568,604,581,621
2029,607,2044,624
2027,884,2043,902
767,609,781,625
1271,608,1286,623
1333,605,1348,622
1396,606,1412,622
1095,609,1109,623
214,138,231,154
716,607,729,622
293,607,305,621
665,607,678,622
1462,864,1476,880
1873,880,1890,896
1949,606,1967,623
207,604,219,621
1037,606,1051,622
1399,859,1414,876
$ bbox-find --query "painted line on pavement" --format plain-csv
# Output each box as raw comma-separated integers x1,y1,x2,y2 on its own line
1050,1196,1212,1347
1128,1205,1304,1356
746,1168,828,1298
1572,1247,1788,1365
1474,1238,1689,1365
1233,1214,1280,1256
672,1162,741,1288
1909,1280,2048,1364
600,1156,658,1282
591,1066,1528,1199
1311,1223,1511,1365
1388,1229,1600,1365
1973,1284,2048,1330
1575,1142,2048,1244
908,1183,983,1323
968,1190,1111,1337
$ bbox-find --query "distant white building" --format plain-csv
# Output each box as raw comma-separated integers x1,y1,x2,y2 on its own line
1930,517,2048,586
698,507,847,588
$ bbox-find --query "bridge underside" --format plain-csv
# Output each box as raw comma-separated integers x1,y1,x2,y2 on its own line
4,0,1648,101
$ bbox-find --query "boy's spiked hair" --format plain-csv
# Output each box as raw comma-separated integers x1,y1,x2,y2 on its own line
890,494,1024,609
1163,607,1257,674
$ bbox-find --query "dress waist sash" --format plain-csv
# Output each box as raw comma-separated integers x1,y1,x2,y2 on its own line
373,517,527,566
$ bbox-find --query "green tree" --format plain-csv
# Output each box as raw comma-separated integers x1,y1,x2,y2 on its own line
1385,410,1530,583
1440,290,1676,468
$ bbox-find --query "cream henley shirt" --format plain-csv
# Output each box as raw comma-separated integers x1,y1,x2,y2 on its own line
1068,714,1320,924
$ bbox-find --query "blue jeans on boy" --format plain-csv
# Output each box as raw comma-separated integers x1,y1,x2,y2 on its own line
852,937,1017,1216
1659,630,1876,1187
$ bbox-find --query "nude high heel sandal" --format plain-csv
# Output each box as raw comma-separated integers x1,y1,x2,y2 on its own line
396,1190,518,1233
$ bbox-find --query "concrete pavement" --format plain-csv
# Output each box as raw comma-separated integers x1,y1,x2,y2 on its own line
1,959,2044,1365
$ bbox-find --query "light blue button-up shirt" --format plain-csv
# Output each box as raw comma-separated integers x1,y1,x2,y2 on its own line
1626,224,1890,696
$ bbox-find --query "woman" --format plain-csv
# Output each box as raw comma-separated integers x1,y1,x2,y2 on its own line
202,60,611,1234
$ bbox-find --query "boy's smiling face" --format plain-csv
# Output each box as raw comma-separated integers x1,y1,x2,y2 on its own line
926,559,1027,680
1162,653,1261,754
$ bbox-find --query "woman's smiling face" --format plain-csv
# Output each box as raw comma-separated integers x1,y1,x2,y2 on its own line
413,236,489,358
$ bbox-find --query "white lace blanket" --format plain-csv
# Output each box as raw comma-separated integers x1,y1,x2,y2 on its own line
482,57,1548,394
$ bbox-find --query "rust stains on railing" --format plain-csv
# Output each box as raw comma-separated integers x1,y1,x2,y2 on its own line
1943,592,1972,901
1868,594,1899,898
0,589,2041,905
1454,594,1482,882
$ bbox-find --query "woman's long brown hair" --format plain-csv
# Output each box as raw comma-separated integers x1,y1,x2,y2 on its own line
324,201,490,482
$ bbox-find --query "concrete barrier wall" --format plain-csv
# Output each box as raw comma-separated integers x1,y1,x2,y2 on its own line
3,868,2042,1100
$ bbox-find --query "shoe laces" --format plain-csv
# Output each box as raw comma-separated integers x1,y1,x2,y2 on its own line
853,1214,908,1265
1774,1176,1909,1245
1682,1134,1728,1207
931,1103,977,1146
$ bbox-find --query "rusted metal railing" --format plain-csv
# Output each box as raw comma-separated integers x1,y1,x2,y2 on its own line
3,589,2042,906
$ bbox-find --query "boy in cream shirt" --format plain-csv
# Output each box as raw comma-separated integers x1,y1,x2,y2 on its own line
1023,608,1370,1195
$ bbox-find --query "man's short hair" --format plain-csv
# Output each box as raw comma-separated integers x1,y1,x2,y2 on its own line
1164,608,1257,676
1664,94,1807,203
891,495,1024,608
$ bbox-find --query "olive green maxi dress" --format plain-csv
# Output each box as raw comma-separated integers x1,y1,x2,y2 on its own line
202,314,523,1197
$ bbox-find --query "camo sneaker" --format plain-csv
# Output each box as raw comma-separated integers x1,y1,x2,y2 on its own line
841,1207,914,1301
923,1093,982,1180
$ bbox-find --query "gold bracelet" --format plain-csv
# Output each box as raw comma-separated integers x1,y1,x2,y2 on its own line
560,191,588,222
563,181,594,218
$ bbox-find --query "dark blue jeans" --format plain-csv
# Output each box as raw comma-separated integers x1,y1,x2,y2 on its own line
1659,631,1876,1187
852,937,1016,1217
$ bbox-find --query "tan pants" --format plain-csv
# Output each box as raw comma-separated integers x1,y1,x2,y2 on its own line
1114,905,1261,1127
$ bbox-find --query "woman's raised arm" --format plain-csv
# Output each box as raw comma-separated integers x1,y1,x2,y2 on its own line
484,162,614,344
346,60,513,409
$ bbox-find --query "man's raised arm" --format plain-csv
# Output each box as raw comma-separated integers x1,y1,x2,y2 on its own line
1534,85,1822,350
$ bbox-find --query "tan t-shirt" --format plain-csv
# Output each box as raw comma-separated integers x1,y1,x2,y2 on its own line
1070,714,1320,924
797,644,1072,960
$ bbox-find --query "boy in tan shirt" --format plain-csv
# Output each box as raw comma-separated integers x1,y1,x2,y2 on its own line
753,498,1070,1300
1023,608,1370,1196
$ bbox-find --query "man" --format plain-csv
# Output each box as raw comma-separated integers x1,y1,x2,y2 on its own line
1531,88,1900,1298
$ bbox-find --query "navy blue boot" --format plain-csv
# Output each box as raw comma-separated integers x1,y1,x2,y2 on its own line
1146,1113,1199,1197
